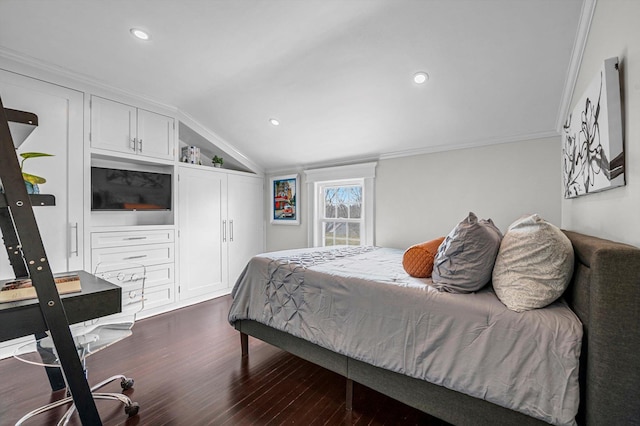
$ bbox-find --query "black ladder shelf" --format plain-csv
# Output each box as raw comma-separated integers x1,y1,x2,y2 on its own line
0,97,103,424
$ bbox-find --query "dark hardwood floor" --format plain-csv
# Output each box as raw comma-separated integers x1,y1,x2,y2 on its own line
0,296,450,425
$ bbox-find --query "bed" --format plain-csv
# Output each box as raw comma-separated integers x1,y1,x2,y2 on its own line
228,231,640,426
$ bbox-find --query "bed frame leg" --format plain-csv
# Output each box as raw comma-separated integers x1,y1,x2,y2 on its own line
346,378,353,411
240,332,248,357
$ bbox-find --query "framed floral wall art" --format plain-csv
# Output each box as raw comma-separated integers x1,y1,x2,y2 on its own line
270,174,299,225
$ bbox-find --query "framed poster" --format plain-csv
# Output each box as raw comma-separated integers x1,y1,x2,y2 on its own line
562,57,625,198
270,174,299,225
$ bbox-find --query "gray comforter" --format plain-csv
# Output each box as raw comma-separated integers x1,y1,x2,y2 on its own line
228,246,582,426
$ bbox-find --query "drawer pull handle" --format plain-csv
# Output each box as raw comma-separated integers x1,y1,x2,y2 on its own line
124,237,147,240
123,255,147,260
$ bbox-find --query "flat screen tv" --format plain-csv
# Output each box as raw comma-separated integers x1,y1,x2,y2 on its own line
91,167,172,211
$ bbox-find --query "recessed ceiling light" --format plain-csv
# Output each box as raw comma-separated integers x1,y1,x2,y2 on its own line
130,28,151,41
269,118,280,126
413,72,429,84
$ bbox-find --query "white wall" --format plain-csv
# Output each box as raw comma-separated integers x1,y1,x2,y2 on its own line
266,136,561,251
561,0,640,247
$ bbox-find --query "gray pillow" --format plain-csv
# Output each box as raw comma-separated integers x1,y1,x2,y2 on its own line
432,212,503,293
492,214,574,312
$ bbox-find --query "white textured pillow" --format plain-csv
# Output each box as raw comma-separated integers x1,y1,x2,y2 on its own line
492,214,574,312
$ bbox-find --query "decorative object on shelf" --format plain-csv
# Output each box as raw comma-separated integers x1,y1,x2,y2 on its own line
20,151,54,194
562,57,625,198
181,145,201,165
212,155,224,168
270,174,299,225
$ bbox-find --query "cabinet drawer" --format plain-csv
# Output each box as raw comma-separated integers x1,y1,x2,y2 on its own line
90,262,174,317
92,243,174,268
91,229,175,249
143,284,174,311
144,263,174,288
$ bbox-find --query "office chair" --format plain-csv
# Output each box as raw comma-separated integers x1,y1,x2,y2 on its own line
13,262,146,425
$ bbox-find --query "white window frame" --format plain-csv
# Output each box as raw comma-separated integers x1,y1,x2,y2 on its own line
304,162,376,247
317,179,364,247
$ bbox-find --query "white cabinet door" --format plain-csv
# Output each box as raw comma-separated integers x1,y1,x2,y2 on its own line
178,167,228,299
90,95,136,155
137,108,174,160
0,70,84,278
227,174,264,286
90,96,175,161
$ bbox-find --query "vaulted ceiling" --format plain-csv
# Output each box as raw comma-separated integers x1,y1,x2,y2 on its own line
0,0,587,172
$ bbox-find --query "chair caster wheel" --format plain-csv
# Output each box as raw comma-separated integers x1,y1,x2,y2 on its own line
125,402,140,417
121,378,134,390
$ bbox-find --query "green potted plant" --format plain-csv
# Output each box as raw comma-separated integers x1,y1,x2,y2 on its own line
212,155,224,168
20,152,54,194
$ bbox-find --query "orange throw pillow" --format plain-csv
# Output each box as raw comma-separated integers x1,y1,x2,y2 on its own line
402,237,445,278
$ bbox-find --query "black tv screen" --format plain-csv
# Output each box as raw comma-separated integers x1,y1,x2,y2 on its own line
91,167,172,211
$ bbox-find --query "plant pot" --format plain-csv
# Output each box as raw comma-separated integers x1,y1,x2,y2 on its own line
213,163,222,168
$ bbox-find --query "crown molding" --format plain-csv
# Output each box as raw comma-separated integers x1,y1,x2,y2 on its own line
0,47,177,113
555,0,597,131
265,129,559,175
379,130,560,161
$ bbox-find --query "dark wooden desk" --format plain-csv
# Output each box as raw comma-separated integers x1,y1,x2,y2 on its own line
0,270,122,342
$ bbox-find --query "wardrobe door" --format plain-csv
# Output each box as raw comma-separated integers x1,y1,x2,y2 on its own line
0,70,84,279
177,166,228,299
227,174,264,286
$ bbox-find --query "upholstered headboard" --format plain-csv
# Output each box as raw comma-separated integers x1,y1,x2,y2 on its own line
562,231,640,426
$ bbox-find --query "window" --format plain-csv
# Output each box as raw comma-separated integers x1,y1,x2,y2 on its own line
320,181,363,246
305,162,376,247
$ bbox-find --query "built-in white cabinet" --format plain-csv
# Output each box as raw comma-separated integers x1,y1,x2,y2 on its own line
91,228,176,314
0,69,85,359
0,70,84,279
90,95,175,161
0,61,265,360
177,165,263,301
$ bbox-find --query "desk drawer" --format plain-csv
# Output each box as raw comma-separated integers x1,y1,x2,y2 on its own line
91,229,175,249
92,243,174,268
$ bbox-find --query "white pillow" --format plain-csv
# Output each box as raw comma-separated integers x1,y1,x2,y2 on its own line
492,214,574,312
